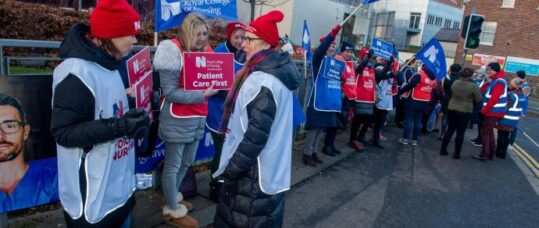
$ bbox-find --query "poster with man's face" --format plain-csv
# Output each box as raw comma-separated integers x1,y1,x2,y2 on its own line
0,76,59,212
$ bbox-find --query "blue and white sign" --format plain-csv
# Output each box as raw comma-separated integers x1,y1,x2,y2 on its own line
504,56,539,76
371,38,393,60
155,0,237,32
313,56,345,112
416,38,447,80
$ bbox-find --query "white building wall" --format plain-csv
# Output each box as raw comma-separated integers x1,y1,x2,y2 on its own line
423,1,463,46
236,0,296,39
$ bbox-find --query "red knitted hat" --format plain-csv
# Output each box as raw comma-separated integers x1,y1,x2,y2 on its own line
226,22,247,40
90,0,141,39
246,11,284,47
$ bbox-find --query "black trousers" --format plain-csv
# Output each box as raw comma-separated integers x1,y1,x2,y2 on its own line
394,98,405,125
324,127,337,148
350,114,373,142
440,110,471,156
373,107,389,140
496,130,511,158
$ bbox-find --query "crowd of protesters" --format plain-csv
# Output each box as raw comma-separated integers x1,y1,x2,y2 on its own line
45,0,531,227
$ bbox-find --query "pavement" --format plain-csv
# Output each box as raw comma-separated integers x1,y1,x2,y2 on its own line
7,112,539,227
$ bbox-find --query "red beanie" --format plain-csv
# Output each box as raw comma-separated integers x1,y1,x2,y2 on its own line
226,22,247,41
90,0,141,39
246,11,284,47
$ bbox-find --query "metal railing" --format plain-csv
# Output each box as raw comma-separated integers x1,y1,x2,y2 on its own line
0,39,155,76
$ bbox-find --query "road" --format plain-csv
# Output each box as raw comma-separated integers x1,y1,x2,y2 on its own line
283,126,539,227
515,116,539,164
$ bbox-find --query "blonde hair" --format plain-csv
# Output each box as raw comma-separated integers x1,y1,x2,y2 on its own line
178,13,210,51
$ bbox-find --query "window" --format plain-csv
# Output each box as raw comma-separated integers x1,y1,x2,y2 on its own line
502,0,515,8
480,22,497,46
453,21,460,29
427,14,435,25
409,12,421,29
444,19,452,28
435,17,443,26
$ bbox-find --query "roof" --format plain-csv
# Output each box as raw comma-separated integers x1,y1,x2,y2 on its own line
434,28,460,43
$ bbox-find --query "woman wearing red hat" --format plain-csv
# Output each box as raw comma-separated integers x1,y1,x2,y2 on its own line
208,21,247,202
153,13,218,227
50,0,150,227
212,10,299,227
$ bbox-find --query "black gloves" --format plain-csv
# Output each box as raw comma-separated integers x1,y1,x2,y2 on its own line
117,108,150,139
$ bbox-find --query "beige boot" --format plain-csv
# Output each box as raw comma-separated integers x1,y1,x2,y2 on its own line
177,192,194,211
163,205,198,228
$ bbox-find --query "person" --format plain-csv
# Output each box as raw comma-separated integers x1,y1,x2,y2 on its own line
469,65,488,145
50,0,150,226
496,77,527,159
472,62,508,161
438,64,462,137
507,70,531,151
371,58,397,149
395,58,418,128
439,68,482,159
0,93,59,212
153,13,218,227
213,10,299,227
397,65,437,146
303,24,342,166
208,21,247,201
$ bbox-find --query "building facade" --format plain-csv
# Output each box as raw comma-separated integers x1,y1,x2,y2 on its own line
455,0,539,97
370,0,463,50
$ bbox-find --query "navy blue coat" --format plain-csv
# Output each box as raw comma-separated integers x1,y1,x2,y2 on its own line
305,34,338,129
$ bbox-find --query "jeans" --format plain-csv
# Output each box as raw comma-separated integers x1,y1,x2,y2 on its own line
479,117,500,158
441,110,471,156
162,141,199,210
403,107,424,140
305,128,324,155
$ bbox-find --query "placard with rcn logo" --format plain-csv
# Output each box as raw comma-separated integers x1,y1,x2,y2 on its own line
183,53,235,91
314,56,345,112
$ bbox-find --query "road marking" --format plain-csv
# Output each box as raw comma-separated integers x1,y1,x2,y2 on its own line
518,127,539,148
513,144,539,178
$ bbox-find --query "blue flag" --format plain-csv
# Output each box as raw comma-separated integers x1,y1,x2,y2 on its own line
362,0,381,4
416,38,447,80
302,20,312,62
155,0,237,32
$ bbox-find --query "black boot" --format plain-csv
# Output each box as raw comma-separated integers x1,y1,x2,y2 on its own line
312,153,324,164
372,138,384,149
322,146,336,157
302,154,317,167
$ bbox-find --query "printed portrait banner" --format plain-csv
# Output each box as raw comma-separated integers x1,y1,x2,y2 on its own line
313,56,345,112
183,52,235,91
504,56,539,76
0,76,59,213
472,53,506,68
135,72,153,116
127,47,152,86
371,37,393,60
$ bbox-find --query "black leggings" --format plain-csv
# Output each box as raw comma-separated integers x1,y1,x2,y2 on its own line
496,130,511,158
440,110,470,156
350,114,373,142
373,107,389,140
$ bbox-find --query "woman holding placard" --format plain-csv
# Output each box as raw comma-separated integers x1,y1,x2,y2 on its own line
153,13,218,227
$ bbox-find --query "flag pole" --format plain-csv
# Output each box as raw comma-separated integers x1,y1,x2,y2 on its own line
304,52,308,79
340,3,364,26
398,55,416,71
154,32,158,47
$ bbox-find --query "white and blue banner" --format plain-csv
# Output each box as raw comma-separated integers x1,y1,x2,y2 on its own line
155,0,237,32
302,20,312,62
371,37,393,60
313,56,345,112
416,38,447,80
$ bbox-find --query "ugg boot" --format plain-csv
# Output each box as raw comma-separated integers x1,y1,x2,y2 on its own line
177,192,193,211
302,154,317,167
163,205,198,228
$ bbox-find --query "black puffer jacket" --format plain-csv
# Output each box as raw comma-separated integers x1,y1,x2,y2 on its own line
214,50,299,228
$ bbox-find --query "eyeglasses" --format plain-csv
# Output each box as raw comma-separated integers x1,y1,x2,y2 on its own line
0,120,25,134
244,36,263,44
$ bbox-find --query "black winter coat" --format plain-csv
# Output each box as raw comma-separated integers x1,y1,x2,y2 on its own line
214,51,299,228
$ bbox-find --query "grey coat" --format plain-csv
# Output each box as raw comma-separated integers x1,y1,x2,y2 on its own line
153,39,205,143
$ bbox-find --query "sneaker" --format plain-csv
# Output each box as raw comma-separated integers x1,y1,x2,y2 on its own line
471,155,487,161
471,141,482,147
410,140,418,146
348,141,365,152
380,134,388,141
398,138,409,145
507,145,513,152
